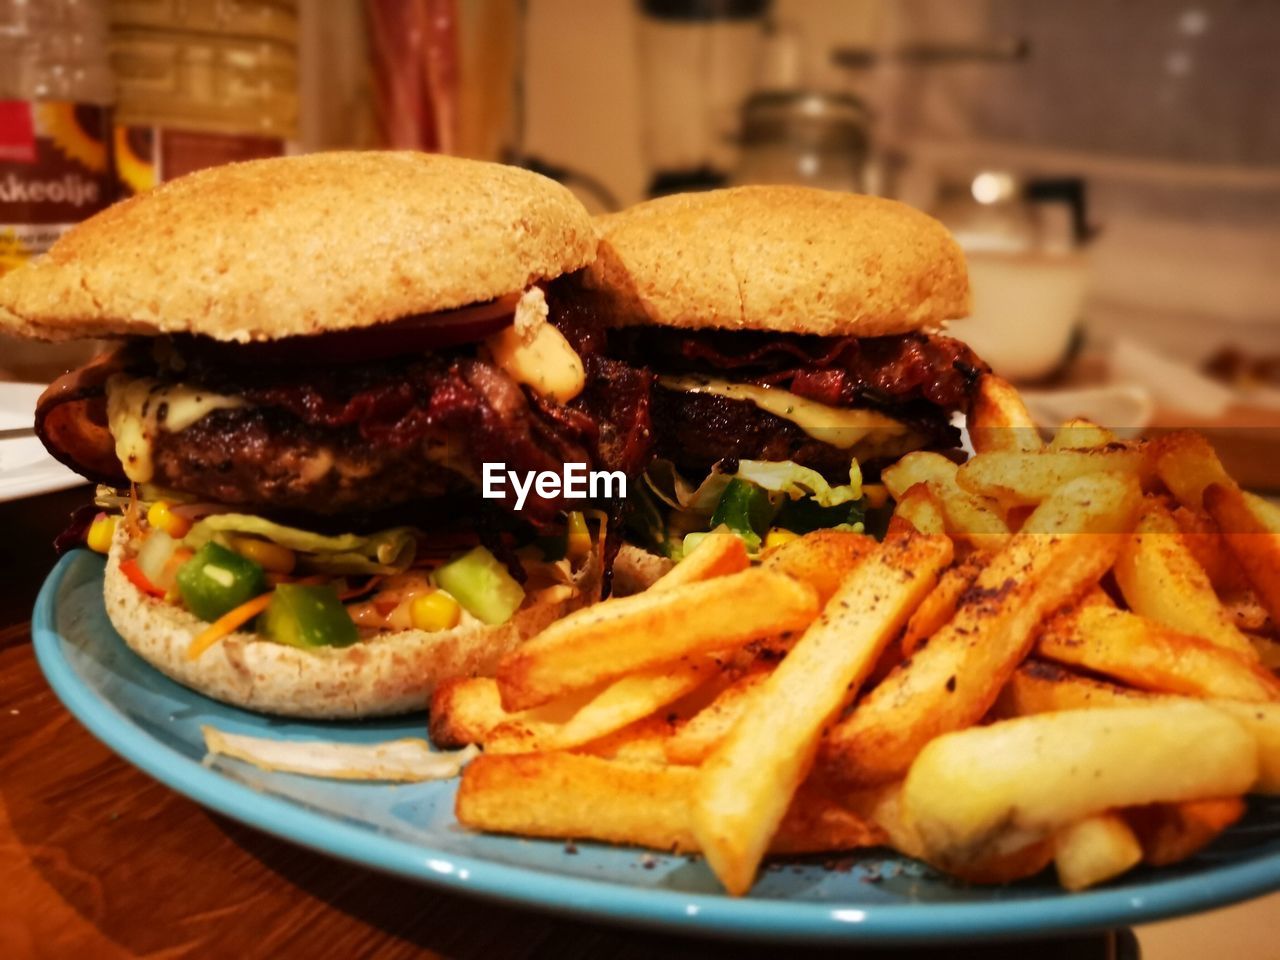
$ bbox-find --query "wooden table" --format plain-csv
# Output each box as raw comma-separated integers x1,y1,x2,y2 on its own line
0,487,1211,959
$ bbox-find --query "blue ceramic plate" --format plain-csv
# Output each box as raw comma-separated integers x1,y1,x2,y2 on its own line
32,551,1280,944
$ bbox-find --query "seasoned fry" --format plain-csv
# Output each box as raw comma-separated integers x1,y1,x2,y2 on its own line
651,529,749,591
901,704,1257,872
760,529,876,604
1171,504,1252,595
1049,418,1117,451
822,472,1141,788
1037,604,1280,702
956,445,1151,509
582,715,680,765
900,554,984,657
496,568,819,711
1154,430,1232,512
429,677,507,748
888,483,947,537
1251,634,1280,670
693,532,952,894
1126,797,1246,866
457,753,885,855
1114,498,1257,658
969,374,1043,454
664,669,770,765
1206,482,1280,629
486,659,715,754
997,660,1155,717
1053,815,1143,891
882,453,1009,546
1000,661,1280,795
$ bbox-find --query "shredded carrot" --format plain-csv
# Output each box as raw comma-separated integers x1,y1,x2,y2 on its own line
186,591,275,661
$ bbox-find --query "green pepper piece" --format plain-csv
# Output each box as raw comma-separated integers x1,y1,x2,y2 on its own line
709,478,777,552
775,496,868,535
257,583,358,649
175,542,266,622
434,546,526,625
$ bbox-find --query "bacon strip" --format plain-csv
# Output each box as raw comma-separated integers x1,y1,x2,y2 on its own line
34,348,128,486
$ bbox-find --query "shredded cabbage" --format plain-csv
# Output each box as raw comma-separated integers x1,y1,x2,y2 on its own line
182,514,417,575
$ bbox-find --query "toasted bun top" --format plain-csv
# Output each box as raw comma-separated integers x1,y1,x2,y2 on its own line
0,152,597,342
581,186,969,337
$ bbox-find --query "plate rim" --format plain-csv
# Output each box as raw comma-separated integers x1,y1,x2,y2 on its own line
31,551,1280,944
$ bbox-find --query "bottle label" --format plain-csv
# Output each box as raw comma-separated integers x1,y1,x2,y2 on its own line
0,101,113,274
115,125,285,197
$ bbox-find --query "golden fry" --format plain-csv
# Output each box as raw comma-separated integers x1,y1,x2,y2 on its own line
822,472,1141,788
1054,815,1143,891
1037,604,1280,702
1114,498,1257,658
693,532,952,894
969,374,1044,455
496,568,818,711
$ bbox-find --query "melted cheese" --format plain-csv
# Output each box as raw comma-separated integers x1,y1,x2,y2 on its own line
658,375,915,451
106,375,246,483
486,287,585,404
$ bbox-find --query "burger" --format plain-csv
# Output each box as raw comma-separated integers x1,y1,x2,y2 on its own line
544,185,988,577
0,152,651,718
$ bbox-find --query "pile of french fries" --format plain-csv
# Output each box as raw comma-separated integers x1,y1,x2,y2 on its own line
432,374,1280,896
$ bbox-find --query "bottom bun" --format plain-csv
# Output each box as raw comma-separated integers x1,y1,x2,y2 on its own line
103,533,601,718
612,543,674,596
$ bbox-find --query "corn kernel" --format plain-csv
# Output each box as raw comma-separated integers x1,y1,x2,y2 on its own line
87,515,118,553
764,527,800,550
566,511,592,562
229,536,296,574
410,591,461,632
146,501,192,538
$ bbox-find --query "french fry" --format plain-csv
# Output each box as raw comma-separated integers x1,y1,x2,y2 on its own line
997,660,1156,717
1251,634,1280,670
956,445,1151,510
692,532,952,894
650,529,749,591
969,374,1043,454
1154,430,1232,512
901,704,1257,872
496,567,819,711
1114,498,1257,658
760,529,876,604
486,659,715,754
429,677,507,748
582,715,679,765
1206,482,1280,630
1037,605,1280,702
457,753,885,855
900,554,984,657
1171,504,1252,595
664,669,770,765
888,482,947,537
822,472,1141,788
1049,418,1117,451
1053,815,1143,891
1001,661,1280,795
882,453,1009,547
1126,797,1246,866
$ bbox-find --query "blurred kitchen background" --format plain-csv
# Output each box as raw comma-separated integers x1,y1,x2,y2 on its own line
3,0,1280,478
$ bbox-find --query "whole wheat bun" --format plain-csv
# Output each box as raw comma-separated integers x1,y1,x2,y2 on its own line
102,530,601,718
0,152,596,343
581,186,969,337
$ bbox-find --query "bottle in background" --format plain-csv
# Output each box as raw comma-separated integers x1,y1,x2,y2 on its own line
0,0,115,276
109,0,298,196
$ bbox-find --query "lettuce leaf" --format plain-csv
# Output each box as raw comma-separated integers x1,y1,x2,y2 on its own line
183,514,417,575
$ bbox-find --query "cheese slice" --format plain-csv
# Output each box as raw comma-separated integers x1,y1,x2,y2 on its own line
107,374,246,483
658,375,915,451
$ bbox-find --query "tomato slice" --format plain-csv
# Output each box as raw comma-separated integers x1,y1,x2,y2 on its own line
175,294,521,367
